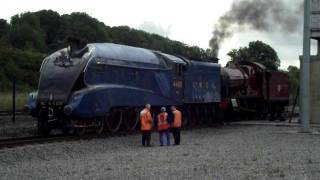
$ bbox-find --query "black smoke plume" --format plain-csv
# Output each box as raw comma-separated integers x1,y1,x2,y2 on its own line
210,0,303,57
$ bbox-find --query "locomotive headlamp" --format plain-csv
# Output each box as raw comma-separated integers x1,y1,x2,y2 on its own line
64,105,73,115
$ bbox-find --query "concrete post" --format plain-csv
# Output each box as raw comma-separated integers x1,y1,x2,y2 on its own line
318,40,320,55
301,0,311,132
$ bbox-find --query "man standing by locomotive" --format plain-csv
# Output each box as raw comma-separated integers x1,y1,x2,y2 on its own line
140,104,153,147
170,106,182,145
157,107,170,146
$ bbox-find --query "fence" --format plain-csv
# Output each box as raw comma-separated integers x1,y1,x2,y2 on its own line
0,76,31,122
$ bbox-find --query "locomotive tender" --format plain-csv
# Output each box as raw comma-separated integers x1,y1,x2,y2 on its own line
29,43,221,135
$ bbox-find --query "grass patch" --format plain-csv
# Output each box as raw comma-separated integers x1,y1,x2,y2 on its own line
0,92,29,111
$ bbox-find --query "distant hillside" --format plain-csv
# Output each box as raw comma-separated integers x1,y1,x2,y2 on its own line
0,10,211,91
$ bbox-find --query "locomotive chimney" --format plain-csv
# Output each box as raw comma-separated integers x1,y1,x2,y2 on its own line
68,37,88,58
209,57,219,63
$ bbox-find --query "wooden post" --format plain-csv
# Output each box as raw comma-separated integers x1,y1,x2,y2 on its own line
12,76,16,123
289,86,300,123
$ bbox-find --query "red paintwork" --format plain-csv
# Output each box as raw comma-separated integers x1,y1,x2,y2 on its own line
223,68,247,88
224,61,289,102
222,61,290,115
268,71,290,101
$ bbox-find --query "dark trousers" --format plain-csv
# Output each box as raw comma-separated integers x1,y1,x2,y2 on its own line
141,130,151,146
159,129,170,146
171,127,181,145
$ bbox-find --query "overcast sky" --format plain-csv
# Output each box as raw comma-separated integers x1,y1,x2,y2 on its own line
0,0,307,69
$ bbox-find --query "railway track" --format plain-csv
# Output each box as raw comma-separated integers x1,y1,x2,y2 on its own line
0,111,26,116
0,123,217,149
0,130,140,149
0,135,78,149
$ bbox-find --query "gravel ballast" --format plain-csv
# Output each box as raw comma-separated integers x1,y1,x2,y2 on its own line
0,125,320,180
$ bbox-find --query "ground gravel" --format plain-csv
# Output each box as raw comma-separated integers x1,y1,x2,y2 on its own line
0,125,320,180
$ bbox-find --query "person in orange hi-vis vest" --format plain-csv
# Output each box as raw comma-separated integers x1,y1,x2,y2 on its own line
140,104,153,147
170,106,182,145
157,107,170,146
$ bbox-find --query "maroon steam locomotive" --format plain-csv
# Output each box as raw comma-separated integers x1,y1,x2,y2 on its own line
220,61,289,121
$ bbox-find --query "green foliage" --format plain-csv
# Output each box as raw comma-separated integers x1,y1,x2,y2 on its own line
0,93,28,111
0,10,210,92
7,12,46,52
0,46,45,91
61,12,111,44
2,10,208,58
36,10,65,51
0,19,9,39
107,26,209,59
227,40,280,70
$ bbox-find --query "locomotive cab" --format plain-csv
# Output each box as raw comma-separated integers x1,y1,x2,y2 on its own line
154,52,187,100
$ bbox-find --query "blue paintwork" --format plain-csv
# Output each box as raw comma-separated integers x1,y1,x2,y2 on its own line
31,43,222,119
183,60,221,103
84,58,175,99
68,84,181,118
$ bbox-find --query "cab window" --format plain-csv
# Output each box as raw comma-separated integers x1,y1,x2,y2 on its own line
174,64,184,76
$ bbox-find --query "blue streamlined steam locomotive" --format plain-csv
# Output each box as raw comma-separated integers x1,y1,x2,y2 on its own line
28,43,221,135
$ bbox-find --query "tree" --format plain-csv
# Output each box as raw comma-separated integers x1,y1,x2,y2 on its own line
0,10,212,91
36,10,64,51
1,10,208,60
0,46,45,91
227,40,280,70
60,12,111,44
0,19,9,39
7,13,47,52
